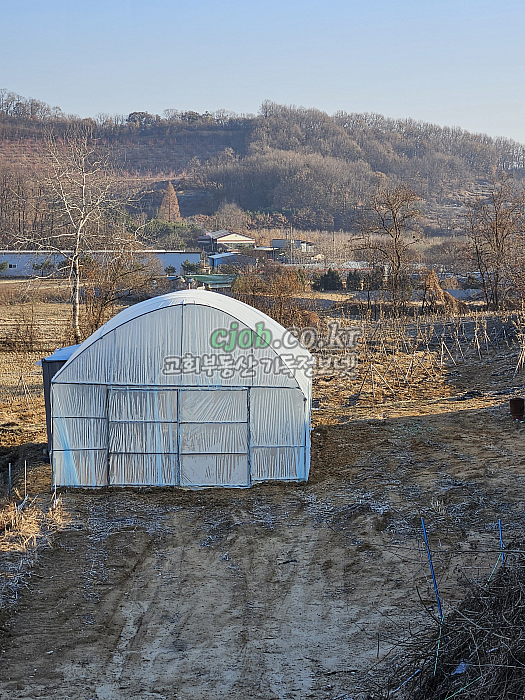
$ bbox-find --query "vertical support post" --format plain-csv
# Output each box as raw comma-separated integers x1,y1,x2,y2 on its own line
498,519,505,567
24,460,27,498
106,385,111,487
421,516,443,621
8,463,11,500
246,387,252,487
176,389,181,487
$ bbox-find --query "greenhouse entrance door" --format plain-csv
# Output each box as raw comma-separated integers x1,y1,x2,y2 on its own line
107,387,250,487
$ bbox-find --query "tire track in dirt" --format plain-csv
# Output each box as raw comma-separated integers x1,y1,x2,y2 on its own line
0,491,426,700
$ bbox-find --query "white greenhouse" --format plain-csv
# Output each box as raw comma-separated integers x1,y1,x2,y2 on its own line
51,289,312,488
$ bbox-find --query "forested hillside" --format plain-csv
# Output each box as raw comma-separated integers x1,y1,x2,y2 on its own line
1,90,524,233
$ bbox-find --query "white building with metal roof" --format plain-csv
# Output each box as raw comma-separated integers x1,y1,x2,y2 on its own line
0,250,200,276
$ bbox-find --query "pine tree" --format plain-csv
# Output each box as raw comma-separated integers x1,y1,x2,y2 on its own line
346,269,362,290
312,268,343,291
158,181,181,222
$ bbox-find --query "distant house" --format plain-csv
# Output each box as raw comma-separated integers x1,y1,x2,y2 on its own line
197,230,256,251
0,250,201,277
208,252,256,270
186,274,237,292
152,250,201,274
271,239,314,253
340,261,373,271
253,246,277,260
446,288,484,301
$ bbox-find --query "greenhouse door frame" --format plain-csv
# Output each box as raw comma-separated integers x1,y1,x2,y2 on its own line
107,386,251,488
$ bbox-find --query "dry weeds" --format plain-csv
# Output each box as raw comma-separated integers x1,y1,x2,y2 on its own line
0,496,69,554
0,495,70,610
381,547,525,700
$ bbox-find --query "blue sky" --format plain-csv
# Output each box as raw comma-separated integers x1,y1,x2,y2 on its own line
2,0,525,142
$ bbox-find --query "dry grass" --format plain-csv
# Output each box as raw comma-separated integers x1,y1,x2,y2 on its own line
0,278,71,306
0,496,69,553
382,548,525,700
0,494,71,608
311,313,520,422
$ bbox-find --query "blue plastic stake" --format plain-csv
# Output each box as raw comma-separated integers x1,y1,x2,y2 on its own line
498,519,505,567
421,516,443,621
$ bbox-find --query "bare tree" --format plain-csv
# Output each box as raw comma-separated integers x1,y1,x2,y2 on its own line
353,184,422,316
232,265,317,328
214,202,248,232
509,232,525,309
463,172,525,310
79,247,168,337
17,125,142,342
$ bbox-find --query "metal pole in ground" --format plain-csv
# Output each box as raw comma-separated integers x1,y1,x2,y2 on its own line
421,516,443,621
8,463,11,500
24,460,27,498
499,519,505,567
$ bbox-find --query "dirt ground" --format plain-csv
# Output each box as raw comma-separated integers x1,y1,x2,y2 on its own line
0,328,524,699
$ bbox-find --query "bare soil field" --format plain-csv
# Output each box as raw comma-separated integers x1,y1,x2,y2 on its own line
0,309,524,699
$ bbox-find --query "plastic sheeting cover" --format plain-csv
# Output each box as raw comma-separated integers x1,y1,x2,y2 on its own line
53,290,312,398
51,290,312,488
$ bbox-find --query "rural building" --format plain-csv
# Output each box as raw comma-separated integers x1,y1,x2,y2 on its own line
197,230,256,251
181,273,237,292
0,250,65,276
208,252,257,270
0,250,200,277
50,289,312,488
271,239,314,253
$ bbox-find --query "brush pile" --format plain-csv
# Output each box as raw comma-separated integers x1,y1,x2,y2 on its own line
389,548,525,699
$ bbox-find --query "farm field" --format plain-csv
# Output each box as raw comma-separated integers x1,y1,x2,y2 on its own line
0,302,524,699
